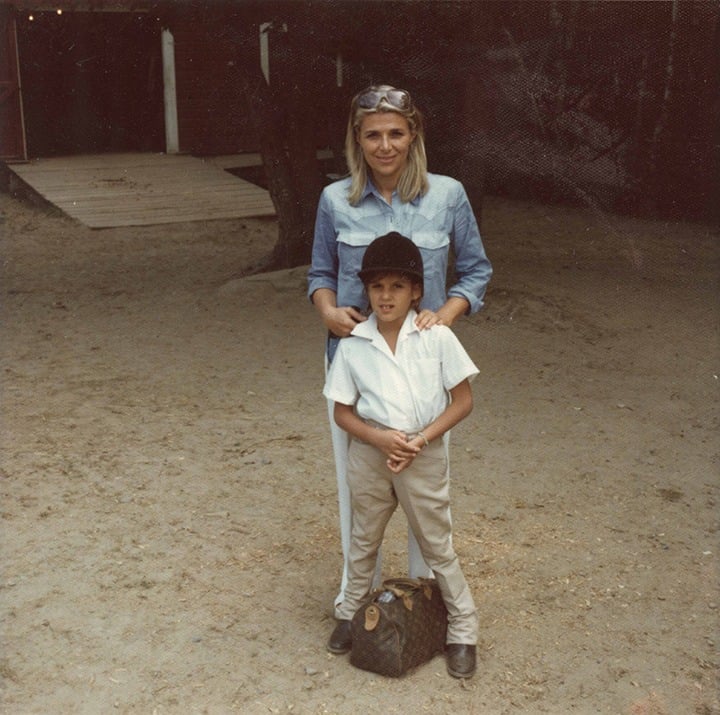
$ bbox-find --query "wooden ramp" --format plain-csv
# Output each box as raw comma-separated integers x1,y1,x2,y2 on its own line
7,153,276,228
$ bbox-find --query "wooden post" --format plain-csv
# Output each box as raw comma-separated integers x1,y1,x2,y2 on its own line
259,22,287,85
260,22,271,84
162,28,179,154
336,52,343,87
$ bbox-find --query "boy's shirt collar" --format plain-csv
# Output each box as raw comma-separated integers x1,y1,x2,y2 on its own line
351,310,420,345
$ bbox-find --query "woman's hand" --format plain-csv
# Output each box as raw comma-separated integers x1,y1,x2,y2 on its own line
322,306,367,338
313,289,367,337
415,297,471,330
322,305,367,337
414,309,443,330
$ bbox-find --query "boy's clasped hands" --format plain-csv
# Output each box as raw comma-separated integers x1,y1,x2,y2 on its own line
374,429,426,474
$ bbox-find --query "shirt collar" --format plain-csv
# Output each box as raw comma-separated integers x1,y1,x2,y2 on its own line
351,310,420,342
360,178,422,206
359,180,375,202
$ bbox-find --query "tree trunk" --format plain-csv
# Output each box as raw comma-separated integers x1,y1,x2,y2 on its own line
259,80,324,270
253,21,324,272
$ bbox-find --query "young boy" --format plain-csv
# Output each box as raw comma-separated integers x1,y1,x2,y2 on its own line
322,231,479,679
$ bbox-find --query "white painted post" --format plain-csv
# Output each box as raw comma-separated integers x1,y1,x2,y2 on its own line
162,28,179,154
336,52,343,87
259,22,271,84
259,22,287,85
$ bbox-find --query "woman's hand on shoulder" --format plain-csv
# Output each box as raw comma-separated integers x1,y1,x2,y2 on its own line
323,306,367,337
414,309,443,330
415,297,470,329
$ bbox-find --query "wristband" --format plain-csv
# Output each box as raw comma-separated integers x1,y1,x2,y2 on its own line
417,431,430,447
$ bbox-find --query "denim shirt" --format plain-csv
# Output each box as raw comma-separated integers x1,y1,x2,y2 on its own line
308,174,492,360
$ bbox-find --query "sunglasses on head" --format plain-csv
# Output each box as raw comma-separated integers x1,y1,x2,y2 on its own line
356,88,412,111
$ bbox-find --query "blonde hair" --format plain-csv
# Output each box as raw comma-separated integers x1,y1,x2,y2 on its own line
345,85,429,206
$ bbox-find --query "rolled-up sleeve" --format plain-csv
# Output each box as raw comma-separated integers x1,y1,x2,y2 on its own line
447,183,493,314
307,189,339,302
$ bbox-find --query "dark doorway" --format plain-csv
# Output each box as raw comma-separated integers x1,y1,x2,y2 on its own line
16,10,164,158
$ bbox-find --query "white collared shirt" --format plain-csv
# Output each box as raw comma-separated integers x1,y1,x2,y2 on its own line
323,310,479,433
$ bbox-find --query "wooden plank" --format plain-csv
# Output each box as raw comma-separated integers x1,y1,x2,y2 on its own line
9,152,276,228
207,149,332,170
208,153,263,169
31,182,271,198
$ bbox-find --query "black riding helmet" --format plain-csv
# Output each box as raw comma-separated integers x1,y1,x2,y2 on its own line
357,232,424,288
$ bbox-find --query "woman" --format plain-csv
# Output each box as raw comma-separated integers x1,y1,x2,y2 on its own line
307,85,492,616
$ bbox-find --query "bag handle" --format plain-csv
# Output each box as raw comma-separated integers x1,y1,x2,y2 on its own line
380,577,435,608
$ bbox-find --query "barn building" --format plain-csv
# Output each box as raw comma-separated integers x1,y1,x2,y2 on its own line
0,0,344,161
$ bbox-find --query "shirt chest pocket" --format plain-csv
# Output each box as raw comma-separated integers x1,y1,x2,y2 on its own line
406,357,445,419
337,231,375,248
336,232,375,282
410,231,449,251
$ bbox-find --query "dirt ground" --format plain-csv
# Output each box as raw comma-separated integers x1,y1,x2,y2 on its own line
1,187,718,715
